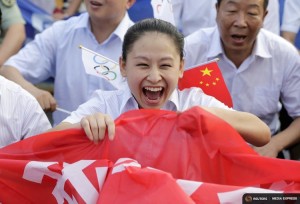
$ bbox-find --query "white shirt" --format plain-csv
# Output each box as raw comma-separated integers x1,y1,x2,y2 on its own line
263,0,280,35
4,12,134,125
172,0,217,36
281,0,300,33
184,26,300,134
172,0,279,36
63,86,231,124
0,76,52,148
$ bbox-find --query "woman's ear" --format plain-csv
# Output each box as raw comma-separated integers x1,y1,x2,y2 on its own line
179,59,185,78
119,57,127,77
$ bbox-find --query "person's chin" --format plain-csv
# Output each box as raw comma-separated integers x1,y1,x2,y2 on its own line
141,99,163,109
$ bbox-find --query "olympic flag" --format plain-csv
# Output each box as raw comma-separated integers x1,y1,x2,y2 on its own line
80,45,124,89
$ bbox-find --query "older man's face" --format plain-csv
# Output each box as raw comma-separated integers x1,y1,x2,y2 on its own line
216,0,267,57
84,0,135,24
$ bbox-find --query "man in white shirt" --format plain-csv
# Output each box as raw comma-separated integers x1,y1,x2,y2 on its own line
0,0,136,125
0,76,51,147
0,5,50,147
184,0,300,158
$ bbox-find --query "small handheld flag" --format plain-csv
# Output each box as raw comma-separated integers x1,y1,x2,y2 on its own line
56,107,71,115
178,59,233,108
79,45,124,89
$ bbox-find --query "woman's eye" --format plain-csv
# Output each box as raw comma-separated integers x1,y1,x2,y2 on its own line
161,64,171,69
227,10,237,13
137,63,148,67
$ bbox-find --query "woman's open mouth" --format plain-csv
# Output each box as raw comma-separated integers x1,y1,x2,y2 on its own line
143,86,164,102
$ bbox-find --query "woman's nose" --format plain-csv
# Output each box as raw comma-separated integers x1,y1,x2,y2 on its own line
147,67,162,83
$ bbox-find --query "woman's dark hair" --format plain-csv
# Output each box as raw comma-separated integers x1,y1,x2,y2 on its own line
216,0,269,10
122,18,184,62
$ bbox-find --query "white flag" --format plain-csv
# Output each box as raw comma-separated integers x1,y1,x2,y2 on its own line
80,45,124,89
151,0,175,25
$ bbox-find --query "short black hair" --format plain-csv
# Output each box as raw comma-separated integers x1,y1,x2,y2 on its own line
122,18,184,62
216,0,269,11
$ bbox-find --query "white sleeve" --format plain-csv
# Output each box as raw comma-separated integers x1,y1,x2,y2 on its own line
281,0,300,33
62,90,107,124
263,0,280,35
21,92,52,139
179,87,234,111
4,25,58,83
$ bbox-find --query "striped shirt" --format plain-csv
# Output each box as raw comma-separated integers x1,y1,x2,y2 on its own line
0,76,52,147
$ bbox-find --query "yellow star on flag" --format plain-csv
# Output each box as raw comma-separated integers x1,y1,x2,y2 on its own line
200,67,213,76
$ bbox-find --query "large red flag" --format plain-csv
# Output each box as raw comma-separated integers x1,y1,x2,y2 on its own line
99,158,296,204
0,107,300,203
178,60,233,107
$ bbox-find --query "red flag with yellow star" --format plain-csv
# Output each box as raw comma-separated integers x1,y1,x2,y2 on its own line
178,59,233,107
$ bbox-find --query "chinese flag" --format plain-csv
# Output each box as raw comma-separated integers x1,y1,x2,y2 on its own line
178,60,233,108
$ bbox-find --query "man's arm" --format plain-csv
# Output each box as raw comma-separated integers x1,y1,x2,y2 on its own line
0,23,26,65
253,117,300,158
281,31,297,45
0,65,57,111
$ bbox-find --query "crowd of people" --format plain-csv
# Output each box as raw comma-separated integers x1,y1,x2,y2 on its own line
0,0,299,161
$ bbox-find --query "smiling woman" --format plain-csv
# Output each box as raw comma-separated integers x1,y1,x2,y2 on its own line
120,22,184,109
50,18,271,147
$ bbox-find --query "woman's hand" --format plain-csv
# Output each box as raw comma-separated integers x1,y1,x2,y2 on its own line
80,113,115,143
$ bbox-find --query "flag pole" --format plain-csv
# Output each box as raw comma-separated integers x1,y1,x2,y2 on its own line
79,45,119,64
186,58,219,70
56,107,72,115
